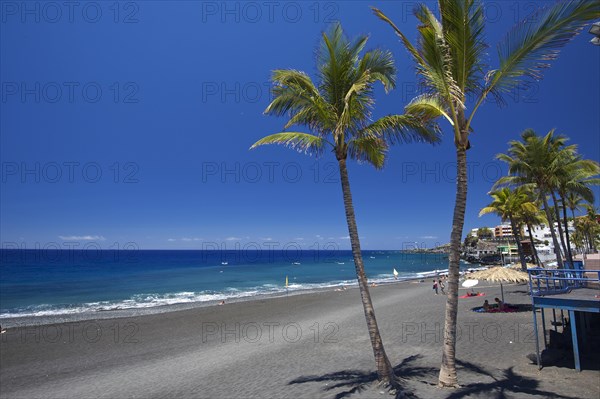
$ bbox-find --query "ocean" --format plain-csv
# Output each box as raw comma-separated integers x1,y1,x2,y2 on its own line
0,249,471,323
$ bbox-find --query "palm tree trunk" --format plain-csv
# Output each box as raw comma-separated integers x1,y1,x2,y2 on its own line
551,192,569,266
541,194,564,268
526,221,541,267
438,146,466,388
560,196,574,266
509,217,528,271
337,157,395,384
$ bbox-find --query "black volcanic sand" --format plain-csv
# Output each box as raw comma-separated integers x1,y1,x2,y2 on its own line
1,281,598,398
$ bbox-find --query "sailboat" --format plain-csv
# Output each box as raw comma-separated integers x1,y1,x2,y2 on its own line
393,268,399,280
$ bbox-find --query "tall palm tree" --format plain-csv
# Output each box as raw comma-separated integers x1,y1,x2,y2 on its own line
373,0,599,387
251,23,440,385
479,187,537,271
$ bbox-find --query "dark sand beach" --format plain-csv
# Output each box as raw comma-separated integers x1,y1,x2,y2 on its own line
1,281,598,398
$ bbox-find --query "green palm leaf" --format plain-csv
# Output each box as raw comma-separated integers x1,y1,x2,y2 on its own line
486,0,600,100
405,94,454,126
250,132,327,156
360,114,441,145
439,0,487,95
347,136,388,169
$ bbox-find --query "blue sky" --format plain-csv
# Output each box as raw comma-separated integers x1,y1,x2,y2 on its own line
1,1,599,250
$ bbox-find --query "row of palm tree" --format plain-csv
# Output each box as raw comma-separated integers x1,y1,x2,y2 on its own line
374,0,599,388
250,0,599,392
572,205,600,252
486,129,600,270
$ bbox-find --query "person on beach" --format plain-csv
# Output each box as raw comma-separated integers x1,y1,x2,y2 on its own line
483,300,491,312
438,278,445,294
494,297,506,310
432,280,438,295
219,300,225,305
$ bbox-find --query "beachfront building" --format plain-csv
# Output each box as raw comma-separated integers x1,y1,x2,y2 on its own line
497,244,518,255
530,222,575,253
494,224,513,238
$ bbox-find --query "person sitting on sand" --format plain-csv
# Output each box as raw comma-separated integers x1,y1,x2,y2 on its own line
219,300,225,305
483,300,490,312
494,297,506,310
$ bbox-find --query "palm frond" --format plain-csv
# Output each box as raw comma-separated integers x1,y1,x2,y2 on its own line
360,114,441,145
357,48,396,92
347,136,388,169
414,3,465,109
485,1,599,99
404,94,453,126
479,206,497,217
250,132,328,157
371,7,425,67
439,0,487,94
338,70,374,135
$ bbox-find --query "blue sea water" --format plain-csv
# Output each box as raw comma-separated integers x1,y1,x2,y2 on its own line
0,250,470,319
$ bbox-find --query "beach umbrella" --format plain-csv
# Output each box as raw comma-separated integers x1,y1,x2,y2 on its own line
462,279,479,288
461,279,479,294
508,263,537,270
468,267,529,302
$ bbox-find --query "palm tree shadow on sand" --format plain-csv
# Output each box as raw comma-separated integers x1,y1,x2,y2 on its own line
446,361,580,399
288,357,581,399
288,355,436,399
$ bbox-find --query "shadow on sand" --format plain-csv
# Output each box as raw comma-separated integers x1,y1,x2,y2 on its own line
288,354,435,398
445,360,580,399
288,357,582,399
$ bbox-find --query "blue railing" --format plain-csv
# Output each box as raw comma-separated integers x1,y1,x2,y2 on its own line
528,268,600,296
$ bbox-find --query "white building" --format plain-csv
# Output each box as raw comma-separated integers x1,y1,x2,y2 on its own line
530,221,575,254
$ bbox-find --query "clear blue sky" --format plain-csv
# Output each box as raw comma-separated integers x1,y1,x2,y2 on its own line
1,1,599,250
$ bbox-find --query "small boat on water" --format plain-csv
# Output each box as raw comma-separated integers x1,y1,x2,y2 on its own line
292,262,301,265
221,262,228,265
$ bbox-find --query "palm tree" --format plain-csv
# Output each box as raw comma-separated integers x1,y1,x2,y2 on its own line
520,197,548,267
576,205,600,252
497,130,599,266
555,153,600,261
496,129,575,268
480,187,537,271
250,23,440,385
373,0,599,387
565,191,586,221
